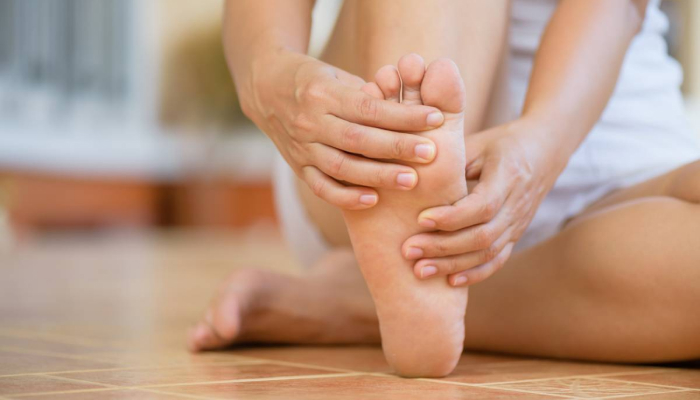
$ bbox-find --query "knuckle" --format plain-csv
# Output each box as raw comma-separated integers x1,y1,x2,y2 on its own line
340,124,364,150
482,244,500,263
391,136,407,159
432,240,449,255
481,200,498,221
474,227,495,249
310,177,326,198
357,96,380,121
369,168,386,187
291,113,312,130
445,258,460,274
303,80,326,103
328,152,348,177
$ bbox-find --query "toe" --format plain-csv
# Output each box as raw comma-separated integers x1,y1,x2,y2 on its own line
374,65,401,103
187,321,222,352
188,291,243,352
421,58,466,114
361,82,384,100
397,53,426,105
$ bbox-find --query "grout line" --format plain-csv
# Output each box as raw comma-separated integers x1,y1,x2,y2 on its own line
9,373,363,398
471,368,669,387
35,374,119,388
247,358,365,374
419,378,578,399
139,372,365,388
138,388,221,400
0,358,265,378
592,388,693,400
592,376,700,392
12,387,122,398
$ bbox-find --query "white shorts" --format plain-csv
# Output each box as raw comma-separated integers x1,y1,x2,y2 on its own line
273,121,700,267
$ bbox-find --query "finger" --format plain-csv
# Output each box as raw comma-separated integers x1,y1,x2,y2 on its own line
411,230,513,280
310,143,419,190
321,115,437,163
335,69,366,89
330,84,444,131
403,210,511,259
418,162,512,230
301,165,378,210
447,242,515,286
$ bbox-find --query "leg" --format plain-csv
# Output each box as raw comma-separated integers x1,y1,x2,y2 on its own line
463,160,700,361
189,160,700,363
341,55,468,377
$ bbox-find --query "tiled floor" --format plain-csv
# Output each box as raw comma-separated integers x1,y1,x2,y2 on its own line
1,229,698,399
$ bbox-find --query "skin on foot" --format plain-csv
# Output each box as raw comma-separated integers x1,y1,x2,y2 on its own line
187,250,380,351
344,54,469,378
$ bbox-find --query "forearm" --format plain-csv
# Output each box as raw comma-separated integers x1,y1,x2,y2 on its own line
350,0,509,133
522,0,649,164
222,0,314,93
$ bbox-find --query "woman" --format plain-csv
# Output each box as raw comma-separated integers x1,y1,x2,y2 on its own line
189,0,700,377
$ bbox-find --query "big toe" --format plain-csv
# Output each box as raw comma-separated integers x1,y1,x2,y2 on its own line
421,58,466,114
397,53,426,105
188,295,242,352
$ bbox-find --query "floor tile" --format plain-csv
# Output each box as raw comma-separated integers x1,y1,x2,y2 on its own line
231,346,392,372
157,374,562,399
0,350,116,376
54,362,337,387
86,350,249,368
441,359,653,384
10,388,198,400
0,375,107,396
486,377,682,398
619,391,700,399
607,369,700,389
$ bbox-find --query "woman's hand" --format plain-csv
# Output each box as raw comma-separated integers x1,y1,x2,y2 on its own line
401,117,566,286
237,48,445,210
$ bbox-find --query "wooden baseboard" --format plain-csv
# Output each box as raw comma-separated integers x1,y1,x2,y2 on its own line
0,170,276,231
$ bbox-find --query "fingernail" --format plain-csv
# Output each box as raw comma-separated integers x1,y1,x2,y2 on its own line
359,194,378,205
397,172,417,189
420,265,438,278
414,143,435,161
452,275,468,286
405,247,423,260
418,216,436,228
426,111,444,127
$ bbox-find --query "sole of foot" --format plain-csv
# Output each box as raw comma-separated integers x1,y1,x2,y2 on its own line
343,54,469,378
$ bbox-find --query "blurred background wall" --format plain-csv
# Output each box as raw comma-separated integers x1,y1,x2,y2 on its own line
0,0,697,242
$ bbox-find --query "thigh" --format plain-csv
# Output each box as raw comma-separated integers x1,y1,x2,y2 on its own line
573,159,700,221
464,160,700,362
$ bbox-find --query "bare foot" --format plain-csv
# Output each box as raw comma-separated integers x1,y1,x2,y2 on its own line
187,250,380,351
342,54,469,377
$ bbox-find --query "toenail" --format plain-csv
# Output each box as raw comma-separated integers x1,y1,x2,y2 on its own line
452,275,468,286
426,111,444,127
397,172,417,188
415,143,436,161
405,247,424,259
420,265,438,278
359,194,378,205
418,217,437,228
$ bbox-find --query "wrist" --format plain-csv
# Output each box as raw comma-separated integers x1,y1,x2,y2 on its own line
513,112,576,171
